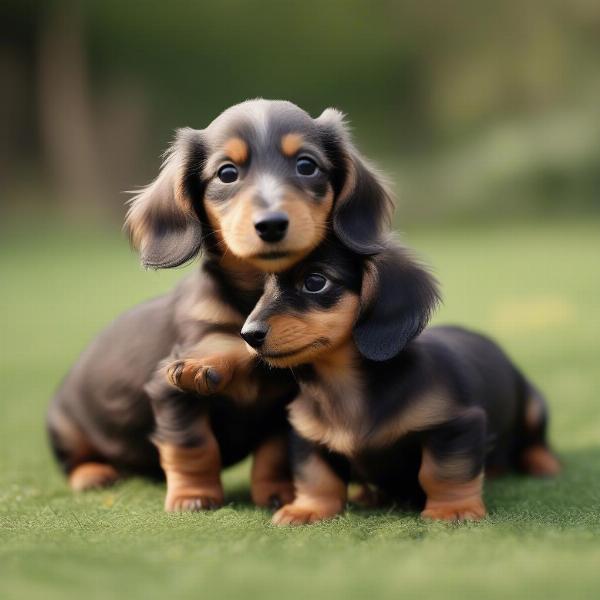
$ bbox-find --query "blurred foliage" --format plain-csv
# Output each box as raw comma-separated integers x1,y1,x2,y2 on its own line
1,0,600,222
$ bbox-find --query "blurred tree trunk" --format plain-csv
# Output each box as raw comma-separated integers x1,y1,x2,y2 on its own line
37,1,105,216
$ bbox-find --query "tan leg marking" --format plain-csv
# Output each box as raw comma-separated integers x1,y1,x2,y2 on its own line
272,453,347,526
521,445,561,477
69,463,119,492
419,449,486,522
251,434,295,509
525,393,545,431
157,419,224,512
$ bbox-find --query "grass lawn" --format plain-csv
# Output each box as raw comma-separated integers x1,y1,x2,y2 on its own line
1,216,599,599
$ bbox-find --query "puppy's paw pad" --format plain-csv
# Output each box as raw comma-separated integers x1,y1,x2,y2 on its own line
69,463,119,492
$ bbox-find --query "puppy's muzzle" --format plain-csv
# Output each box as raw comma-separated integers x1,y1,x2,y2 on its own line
241,322,269,349
253,211,289,243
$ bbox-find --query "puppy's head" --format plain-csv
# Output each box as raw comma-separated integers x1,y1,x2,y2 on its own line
241,239,441,367
126,99,393,272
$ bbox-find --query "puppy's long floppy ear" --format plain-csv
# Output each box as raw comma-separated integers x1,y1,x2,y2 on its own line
353,243,441,361
316,108,394,255
125,128,206,269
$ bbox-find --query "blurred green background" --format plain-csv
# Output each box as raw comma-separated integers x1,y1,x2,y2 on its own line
2,0,600,224
2,2,600,599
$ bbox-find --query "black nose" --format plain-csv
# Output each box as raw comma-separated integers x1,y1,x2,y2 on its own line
240,322,269,349
254,211,289,243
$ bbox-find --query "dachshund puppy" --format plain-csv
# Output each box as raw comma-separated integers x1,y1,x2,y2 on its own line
239,237,561,524
47,99,393,511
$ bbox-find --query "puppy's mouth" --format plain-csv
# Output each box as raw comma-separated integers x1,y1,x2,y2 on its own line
252,251,293,260
246,249,305,272
259,338,329,361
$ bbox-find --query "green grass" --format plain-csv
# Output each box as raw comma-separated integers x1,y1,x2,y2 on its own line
1,217,600,599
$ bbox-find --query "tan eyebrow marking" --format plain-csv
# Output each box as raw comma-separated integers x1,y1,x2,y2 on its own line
281,133,304,157
223,137,249,164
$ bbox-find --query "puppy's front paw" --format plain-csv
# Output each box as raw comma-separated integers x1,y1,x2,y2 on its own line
421,498,486,522
165,487,224,512
166,359,228,395
272,500,343,526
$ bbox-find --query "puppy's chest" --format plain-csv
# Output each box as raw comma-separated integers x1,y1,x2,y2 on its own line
289,374,452,456
289,374,370,456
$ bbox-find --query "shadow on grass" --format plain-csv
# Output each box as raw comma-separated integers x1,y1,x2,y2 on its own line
219,446,600,528
222,486,254,506
483,446,600,521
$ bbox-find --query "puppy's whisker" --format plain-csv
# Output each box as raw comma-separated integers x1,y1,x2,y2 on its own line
201,228,225,243
289,367,300,386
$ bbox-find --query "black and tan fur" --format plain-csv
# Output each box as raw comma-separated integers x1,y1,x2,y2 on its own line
47,99,393,511
238,237,561,524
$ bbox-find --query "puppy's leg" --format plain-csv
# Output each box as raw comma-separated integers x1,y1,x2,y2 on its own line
273,436,349,526
157,430,223,512
166,333,256,396
251,433,295,509
47,408,120,491
419,408,487,522
69,463,120,491
146,373,224,512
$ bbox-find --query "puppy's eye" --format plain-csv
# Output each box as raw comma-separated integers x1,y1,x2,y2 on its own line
296,157,318,177
303,273,328,293
217,164,239,183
